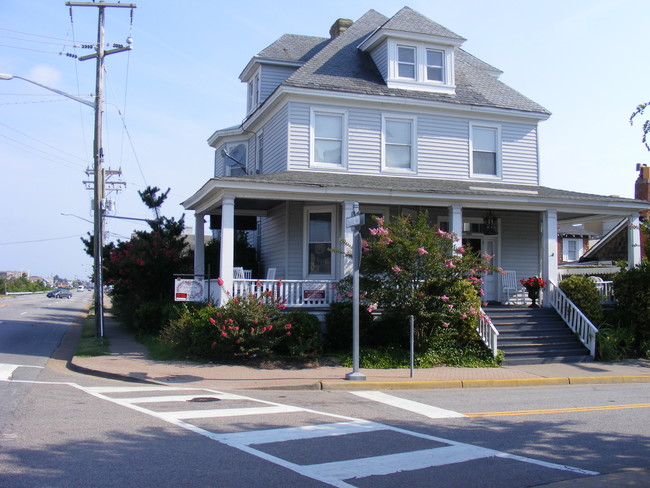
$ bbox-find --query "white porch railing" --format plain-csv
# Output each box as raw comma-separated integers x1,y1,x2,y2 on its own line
548,281,599,358
477,308,499,358
229,279,338,307
595,281,615,305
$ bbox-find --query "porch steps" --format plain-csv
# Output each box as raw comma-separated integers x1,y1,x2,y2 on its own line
485,306,591,365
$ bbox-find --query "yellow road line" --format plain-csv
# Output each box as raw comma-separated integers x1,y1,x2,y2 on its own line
466,403,650,417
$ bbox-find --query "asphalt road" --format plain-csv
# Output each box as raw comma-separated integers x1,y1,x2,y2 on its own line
1,296,649,487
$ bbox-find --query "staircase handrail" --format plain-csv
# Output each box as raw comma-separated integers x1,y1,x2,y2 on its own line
477,308,499,358
548,280,598,358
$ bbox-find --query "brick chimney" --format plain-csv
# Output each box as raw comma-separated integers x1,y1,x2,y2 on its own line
329,18,353,39
635,163,650,258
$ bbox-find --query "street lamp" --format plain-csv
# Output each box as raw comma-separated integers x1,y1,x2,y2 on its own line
0,73,94,107
2,72,105,338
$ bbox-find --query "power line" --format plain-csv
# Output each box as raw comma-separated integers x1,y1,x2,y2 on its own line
0,26,92,44
0,235,83,246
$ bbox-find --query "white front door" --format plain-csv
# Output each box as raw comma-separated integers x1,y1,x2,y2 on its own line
481,236,498,302
463,236,499,302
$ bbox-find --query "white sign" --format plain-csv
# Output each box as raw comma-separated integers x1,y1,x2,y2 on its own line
174,279,205,302
346,213,365,228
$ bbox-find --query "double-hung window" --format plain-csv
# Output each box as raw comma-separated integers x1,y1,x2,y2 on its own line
471,124,501,177
311,109,346,167
426,49,444,82
397,46,416,79
305,208,334,276
383,116,416,171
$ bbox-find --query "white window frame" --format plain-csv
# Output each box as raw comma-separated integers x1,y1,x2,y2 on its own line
247,71,260,114
303,206,336,278
381,114,417,173
470,123,502,179
563,238,583,262
388,39,455,93
223,140,248,176
256,131,264,174
310,108,348,168
397,45,417,80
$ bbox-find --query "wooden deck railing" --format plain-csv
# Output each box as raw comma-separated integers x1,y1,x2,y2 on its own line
477,309,499,358
548,281,598,358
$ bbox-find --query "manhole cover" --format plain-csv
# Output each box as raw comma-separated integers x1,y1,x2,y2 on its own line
187,397,220,403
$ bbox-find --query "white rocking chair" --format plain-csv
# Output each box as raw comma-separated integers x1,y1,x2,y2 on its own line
502,270,524,305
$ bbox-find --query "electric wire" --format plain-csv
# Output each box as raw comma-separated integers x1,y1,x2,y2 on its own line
0,235,85,246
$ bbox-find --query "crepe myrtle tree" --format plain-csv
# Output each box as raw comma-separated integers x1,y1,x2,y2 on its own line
337,212,501,349
631,101,650,151
82,186,192,328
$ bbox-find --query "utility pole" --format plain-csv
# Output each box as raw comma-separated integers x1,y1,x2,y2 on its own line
66,1,136,338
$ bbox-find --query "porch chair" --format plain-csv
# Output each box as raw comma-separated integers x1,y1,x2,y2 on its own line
502,270,524,305
266,268,276,280
233,267,245,279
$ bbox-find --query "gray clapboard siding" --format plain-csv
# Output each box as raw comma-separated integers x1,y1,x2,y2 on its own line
418,114,468,179
368,41,388,81
500,211,540,279
348,109,381,173
286,102,540,182
286,202,305,279
260,65,296,102
260,104,289,173
502,123,538,185
259,203,289,279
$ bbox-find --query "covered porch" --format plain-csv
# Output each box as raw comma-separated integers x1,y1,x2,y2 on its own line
182,171,646,308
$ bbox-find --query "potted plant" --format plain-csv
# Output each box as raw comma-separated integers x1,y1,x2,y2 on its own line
520,276,546,307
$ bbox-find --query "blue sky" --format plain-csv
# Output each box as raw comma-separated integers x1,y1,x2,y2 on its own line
1,0,648,280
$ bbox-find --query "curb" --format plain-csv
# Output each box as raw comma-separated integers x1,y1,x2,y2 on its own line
319,375,650,391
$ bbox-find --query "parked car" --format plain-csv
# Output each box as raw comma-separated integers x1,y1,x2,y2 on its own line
47,288,72,299
77,285,85,292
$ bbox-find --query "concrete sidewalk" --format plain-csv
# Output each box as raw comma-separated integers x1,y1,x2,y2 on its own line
69,309,650,391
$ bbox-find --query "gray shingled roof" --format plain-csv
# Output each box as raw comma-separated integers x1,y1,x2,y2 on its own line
219,171,643,205
255,8,549,116
381,6,465,41
256,34,330,63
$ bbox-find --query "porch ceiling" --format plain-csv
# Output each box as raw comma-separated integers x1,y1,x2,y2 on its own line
182,171,650,218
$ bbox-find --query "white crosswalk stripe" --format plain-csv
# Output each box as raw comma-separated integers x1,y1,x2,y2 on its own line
351,390,467,418
0,363,43,381
3,377,599,486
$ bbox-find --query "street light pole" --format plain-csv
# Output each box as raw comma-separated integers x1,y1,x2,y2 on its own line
67,1,136,338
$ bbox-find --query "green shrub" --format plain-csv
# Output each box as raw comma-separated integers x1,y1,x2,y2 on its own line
324,301,374,352
275,310,321,357
559,275,604,325
612,261,650,357
160,291,322,360
132,301,183,336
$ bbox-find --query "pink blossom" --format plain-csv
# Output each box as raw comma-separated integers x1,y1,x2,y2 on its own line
285,324,292,329
455,246,466,255
444,260,456,268
440,295,449,302
442,322,450,328
211,341,217,348
385,237,393,244
459,313,468,319
209,317,216,324
448,304,454,310
482,301,489,307
392,266,402,273
217,277,224,287
367,305,377,313
375,217,385,226
437,229,446,236
417,247,429,255
221,331,227,337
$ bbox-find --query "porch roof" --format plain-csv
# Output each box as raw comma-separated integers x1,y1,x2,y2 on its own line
182,171,650,219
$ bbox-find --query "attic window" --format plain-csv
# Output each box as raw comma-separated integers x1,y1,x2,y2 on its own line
388,39,455,94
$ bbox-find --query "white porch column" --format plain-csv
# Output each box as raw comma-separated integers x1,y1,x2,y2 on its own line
542,209,558,307
449,204,463,248
219,196,235,303
628,213,642,268
193,213,205,279
342,201,356,277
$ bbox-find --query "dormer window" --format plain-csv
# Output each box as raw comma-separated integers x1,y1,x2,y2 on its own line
426,49,444,81
247,72,260,114
386,39,455,94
